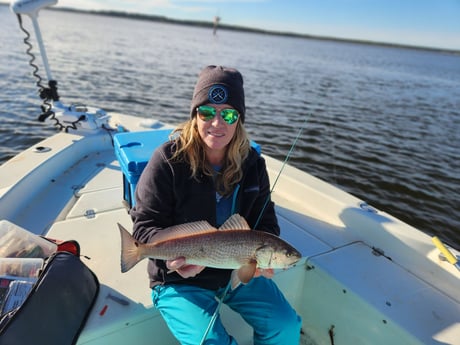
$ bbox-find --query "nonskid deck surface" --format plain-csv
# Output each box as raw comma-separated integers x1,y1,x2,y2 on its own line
44,145,460,345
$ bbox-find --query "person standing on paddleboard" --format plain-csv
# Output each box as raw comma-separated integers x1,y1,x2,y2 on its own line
130,65,301,345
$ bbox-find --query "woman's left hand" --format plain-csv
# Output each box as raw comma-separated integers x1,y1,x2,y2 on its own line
166,257,205,278
254,268,274,279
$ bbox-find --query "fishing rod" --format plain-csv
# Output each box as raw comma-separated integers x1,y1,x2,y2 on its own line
199,113,311,345
253,113,312,229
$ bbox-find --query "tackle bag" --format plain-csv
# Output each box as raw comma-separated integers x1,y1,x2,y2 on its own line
0,251,99,345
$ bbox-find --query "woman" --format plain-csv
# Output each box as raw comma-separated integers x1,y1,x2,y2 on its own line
130,65,301,344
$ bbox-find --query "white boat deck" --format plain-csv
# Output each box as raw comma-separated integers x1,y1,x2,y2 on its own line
0,117,459,345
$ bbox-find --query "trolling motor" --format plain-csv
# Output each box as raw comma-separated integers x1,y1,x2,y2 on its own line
11,0,110,132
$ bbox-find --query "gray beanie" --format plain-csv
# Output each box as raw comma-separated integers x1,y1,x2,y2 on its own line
190,65,245,123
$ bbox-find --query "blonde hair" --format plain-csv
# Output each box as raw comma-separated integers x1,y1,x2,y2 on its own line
171,117,250,196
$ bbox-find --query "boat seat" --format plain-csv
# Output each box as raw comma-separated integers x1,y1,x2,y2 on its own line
114,130,173,209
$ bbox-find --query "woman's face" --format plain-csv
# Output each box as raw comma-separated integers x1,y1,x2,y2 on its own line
196,103,239,160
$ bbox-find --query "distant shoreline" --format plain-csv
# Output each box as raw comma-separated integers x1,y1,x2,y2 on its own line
2,2,459,55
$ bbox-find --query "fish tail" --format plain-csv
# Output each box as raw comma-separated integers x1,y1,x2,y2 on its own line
118,223,143,273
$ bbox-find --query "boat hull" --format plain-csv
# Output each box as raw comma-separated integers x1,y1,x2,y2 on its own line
0,115,458,345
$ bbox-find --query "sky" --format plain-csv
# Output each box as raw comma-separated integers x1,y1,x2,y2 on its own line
53,0,460,51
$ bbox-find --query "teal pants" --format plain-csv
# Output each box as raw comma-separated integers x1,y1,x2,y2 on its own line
152,277,301,345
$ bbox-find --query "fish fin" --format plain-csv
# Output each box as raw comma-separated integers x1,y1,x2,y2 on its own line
255,245,274,267
151,220,216,244
219,214,250,231
237,260,257,284
118,223,143,273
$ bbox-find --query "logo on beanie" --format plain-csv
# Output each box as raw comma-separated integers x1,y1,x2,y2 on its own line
208,85,228,104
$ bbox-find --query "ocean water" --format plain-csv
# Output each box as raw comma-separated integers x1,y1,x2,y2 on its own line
0,6,459,248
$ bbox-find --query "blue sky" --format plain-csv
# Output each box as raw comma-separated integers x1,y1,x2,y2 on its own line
56,0,460,50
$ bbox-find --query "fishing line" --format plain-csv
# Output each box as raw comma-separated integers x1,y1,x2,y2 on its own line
199,114,311,344
254,113,311,229
199,282,231,345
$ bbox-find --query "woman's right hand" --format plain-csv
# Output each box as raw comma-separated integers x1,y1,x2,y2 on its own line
166,257,205,278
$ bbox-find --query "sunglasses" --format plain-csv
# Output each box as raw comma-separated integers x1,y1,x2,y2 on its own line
196,105,239,125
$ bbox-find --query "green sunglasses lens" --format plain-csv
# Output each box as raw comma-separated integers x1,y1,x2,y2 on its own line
197,106,239,125
220,109,239,124
197,106,216,120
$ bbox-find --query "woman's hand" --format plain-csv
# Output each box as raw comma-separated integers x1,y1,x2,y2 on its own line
166,257,205,278
254,268,274,279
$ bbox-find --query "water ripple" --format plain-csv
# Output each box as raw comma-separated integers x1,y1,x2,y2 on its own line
1,7,459,248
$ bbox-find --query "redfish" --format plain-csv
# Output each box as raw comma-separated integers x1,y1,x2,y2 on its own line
118,214,301,283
